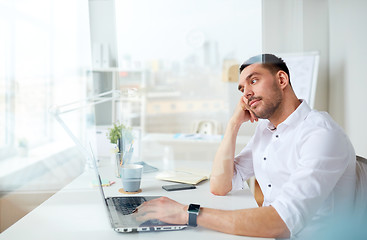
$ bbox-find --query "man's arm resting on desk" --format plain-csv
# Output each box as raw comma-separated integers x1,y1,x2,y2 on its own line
136,197,289,238
199,205,289,238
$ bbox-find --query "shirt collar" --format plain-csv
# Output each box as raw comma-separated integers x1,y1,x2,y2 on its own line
266,99,311,131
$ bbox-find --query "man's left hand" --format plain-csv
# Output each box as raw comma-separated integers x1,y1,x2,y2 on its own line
133,197,188,225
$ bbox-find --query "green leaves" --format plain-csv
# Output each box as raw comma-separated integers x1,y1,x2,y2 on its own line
107,122,133,144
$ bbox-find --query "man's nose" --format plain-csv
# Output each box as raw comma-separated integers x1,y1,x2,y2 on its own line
243,86,254,100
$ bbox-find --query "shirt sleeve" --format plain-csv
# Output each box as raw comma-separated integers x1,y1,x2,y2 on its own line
271,126,354,236
232,137,255,190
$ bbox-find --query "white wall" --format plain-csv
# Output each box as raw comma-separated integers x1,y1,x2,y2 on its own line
89,0,118,67
262,0,367,157
329,0,367,157
262,0,329,112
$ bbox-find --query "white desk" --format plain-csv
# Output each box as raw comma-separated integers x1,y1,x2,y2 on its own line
0,160,271,240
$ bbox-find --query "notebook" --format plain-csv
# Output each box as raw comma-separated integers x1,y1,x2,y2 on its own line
156,168,210,185
89,145,187,233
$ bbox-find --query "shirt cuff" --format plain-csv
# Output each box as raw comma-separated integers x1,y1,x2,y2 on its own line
271,200,304,238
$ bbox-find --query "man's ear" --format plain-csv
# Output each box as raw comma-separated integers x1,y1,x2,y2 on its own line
277,71,289,90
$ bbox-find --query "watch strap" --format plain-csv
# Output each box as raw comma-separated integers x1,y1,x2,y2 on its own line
188,204,200,227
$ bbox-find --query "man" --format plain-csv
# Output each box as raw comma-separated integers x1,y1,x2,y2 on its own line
135,54,356,239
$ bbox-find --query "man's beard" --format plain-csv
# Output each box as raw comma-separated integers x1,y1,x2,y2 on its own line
248,81,282,119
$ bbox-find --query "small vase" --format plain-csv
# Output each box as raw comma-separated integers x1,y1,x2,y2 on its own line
115,152,122,178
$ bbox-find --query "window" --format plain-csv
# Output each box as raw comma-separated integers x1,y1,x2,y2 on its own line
0,4,15,157
113,0,262,134
0,0,91,160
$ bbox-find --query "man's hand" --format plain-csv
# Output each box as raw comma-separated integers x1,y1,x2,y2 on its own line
133,197,188,225
134,197,290,238
232,96,258,125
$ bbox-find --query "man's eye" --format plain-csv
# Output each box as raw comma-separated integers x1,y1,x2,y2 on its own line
251,79,257,84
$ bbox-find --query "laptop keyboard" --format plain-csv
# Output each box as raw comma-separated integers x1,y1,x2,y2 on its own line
112,197,146,215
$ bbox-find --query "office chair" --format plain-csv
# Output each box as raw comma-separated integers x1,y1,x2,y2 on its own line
312,156,367,240
192,120,220,135
355,155,367,216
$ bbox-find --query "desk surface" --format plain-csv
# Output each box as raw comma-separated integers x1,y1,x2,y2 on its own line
0,160,271,240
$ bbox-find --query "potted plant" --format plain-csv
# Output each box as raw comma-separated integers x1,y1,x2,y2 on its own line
107,122,134,177
107,122,125,147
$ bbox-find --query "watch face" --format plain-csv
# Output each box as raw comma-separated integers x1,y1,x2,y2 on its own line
188,204,200,213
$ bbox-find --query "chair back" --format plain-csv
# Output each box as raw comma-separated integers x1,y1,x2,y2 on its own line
192,120,220,135
355,155,367,216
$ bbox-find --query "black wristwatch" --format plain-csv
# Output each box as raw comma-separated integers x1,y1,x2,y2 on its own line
187,204,200,227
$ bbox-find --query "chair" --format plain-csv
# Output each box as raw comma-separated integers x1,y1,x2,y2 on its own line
192,120,220,135
355,155,367,216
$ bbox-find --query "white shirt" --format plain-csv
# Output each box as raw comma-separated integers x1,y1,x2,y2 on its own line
232,100,356,239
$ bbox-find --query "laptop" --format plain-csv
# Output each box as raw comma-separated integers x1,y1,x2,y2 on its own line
89,145,187,233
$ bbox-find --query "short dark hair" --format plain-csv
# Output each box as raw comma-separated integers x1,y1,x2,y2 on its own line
239,54,291,85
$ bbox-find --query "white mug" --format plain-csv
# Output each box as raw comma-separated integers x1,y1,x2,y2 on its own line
120,164,143,192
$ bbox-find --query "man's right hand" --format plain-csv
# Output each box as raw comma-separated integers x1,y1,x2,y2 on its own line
232,96,258,125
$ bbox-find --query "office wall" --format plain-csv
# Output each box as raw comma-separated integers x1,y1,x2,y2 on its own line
262,0,329,112
262,0,367,157
89,0,118,67
329,0,367,157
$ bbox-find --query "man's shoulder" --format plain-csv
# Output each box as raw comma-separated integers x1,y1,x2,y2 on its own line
299,110,351,146
304,110,342,131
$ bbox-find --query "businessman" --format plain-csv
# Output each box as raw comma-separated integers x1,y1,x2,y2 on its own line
135,54,356,239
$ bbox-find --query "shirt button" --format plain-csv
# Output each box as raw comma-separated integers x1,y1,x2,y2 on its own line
268,184,272,188
263,157,267,161
275,135,279,138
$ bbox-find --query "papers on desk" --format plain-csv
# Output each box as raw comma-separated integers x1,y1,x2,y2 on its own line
156,168,211,185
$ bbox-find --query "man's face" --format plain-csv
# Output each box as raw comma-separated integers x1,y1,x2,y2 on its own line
238,64,283,119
